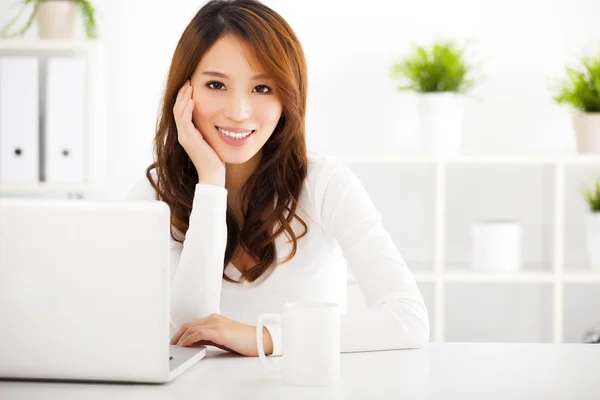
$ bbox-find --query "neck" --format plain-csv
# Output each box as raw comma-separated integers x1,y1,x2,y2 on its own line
225,150,262,206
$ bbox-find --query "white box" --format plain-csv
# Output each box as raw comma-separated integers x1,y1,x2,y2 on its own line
0,56,39,183
45,57,86,183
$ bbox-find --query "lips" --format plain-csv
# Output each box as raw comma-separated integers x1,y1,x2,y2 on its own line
215,126,254,146
216,126,254,134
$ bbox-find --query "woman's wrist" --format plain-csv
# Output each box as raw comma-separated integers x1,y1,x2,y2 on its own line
197,173,225,187
261,326,274,355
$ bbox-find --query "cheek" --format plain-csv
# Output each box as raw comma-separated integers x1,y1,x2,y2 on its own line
192,93,221,126
194,101,218,124
256,98,283,126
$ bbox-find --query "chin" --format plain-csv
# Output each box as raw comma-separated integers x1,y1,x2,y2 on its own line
216,148,259,165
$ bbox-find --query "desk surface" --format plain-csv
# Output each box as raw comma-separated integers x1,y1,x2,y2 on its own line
1,342,599,399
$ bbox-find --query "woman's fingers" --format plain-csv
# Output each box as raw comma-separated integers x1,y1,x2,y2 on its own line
170,317,211,345
179,326,217,347
181,99,200,137
174,80,192,119
170,324,188,345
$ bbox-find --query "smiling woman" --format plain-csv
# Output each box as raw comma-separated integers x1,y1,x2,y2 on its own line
190,35,284,163
126,0,429,358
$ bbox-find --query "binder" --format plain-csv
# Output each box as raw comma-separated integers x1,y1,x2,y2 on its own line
0,56,39,184
45,56,86,184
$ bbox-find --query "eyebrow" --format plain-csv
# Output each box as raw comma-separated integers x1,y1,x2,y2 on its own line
201,71,270,80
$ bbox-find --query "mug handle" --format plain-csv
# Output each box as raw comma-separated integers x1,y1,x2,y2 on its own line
256,313,281,370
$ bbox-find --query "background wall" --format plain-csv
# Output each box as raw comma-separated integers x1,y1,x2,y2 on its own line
3,0,599,192
1,0,599,341
3,0,599,198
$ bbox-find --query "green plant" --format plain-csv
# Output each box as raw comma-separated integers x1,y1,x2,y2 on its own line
582,178,600,212
554,50,600,112
391,39,477,93
1,0,97,39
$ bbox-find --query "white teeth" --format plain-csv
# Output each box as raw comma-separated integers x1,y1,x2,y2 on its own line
217,127,253,139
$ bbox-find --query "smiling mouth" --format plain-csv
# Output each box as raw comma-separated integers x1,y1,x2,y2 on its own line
216,126,255,140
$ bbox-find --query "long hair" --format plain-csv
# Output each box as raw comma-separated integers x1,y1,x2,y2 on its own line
146,0,308,283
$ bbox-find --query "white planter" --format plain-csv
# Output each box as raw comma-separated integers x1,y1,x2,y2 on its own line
573,113,600,154
470,220,522,273
585,212,600,270
35,1,77,40
417,92,465,155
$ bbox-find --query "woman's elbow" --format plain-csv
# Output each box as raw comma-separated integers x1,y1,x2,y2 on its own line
413,304,431,347
399,304,430,349
411,318,430,348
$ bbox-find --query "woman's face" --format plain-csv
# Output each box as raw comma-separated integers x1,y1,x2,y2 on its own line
189,34,283,165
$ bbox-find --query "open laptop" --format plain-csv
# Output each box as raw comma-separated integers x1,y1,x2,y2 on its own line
0,199,207,383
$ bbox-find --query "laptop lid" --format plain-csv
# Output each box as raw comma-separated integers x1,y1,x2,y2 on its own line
0,199,172,382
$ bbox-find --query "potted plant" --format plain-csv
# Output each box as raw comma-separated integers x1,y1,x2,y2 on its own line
582,178,600,270
391,39,478,154
1,0,97,40
554,50,600,153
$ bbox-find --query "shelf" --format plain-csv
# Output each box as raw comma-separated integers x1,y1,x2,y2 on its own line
348,271,435,283
444,283,554,343
563,272,600,283
0,183,95,195
444,271,555,283
0,39,99,51
336,153,600,165
563,285,600,343
339,153,600,344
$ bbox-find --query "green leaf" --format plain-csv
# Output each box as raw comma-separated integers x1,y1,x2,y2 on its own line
555,50,600,112
390,39,479,93
582,178,600,212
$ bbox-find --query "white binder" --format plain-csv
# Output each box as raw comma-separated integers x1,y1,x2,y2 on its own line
0,56,39,184
45,57,86,184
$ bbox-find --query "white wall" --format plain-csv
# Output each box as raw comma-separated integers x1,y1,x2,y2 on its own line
1,0,599,341
2,0,598,196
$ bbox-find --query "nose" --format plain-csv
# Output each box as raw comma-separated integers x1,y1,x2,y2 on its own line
224,92,251,122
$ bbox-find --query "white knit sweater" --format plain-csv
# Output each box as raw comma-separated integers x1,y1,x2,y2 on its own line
125,152,430,355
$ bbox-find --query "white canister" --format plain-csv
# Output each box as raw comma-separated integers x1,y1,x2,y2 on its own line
585,212,600,270
470,220,522,272
417,92,465,155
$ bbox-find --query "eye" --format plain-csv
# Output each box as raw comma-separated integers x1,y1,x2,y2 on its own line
206,81,225,90
253,85,272,94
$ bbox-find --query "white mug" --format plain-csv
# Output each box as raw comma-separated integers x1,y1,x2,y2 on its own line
256,302,340,386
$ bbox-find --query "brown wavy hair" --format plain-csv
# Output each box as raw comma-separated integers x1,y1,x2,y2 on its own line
145,0,308,283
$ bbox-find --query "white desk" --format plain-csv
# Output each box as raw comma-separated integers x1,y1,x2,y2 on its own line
1,342,599,399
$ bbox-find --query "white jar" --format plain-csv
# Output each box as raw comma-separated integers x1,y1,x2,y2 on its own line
470,220,522,273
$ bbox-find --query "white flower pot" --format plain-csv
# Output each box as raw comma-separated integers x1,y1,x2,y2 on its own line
417,92,464,155
573,113,600,154
470,220,522,273
35,1,77,39
585,212,600,270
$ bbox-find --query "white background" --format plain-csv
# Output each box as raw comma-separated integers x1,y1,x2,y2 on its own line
1,0,599,342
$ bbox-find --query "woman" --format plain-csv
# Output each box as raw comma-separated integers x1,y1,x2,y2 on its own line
126,0,429,357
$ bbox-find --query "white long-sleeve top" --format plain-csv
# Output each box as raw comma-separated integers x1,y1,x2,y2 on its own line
125,152,429,355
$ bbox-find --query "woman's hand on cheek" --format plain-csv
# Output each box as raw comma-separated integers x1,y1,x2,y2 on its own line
170,313,274,357
173,80,226,187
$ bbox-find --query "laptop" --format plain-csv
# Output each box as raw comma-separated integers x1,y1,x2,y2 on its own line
0,199,207,383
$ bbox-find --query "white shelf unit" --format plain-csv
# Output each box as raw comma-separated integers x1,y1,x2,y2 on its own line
0,39,106,198
0,39,99,51
340,153,600,344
